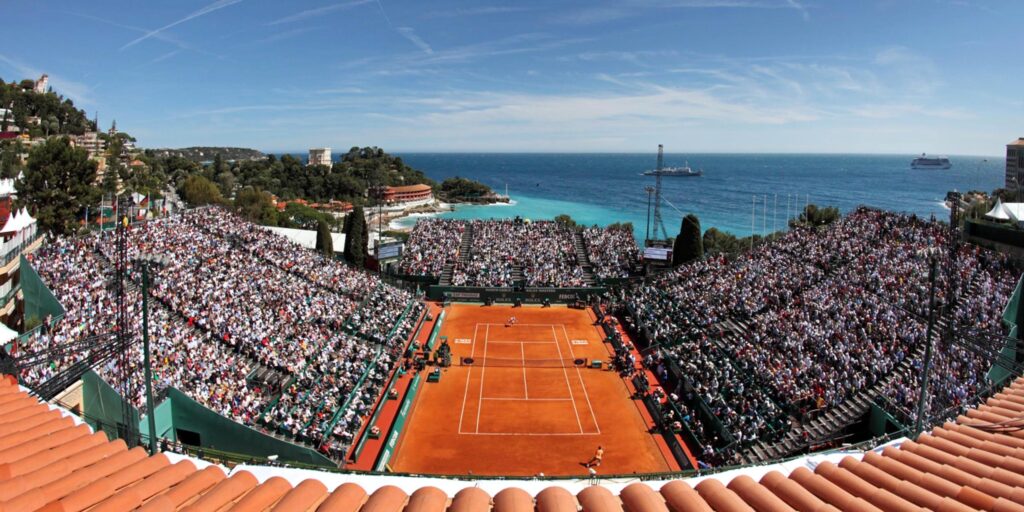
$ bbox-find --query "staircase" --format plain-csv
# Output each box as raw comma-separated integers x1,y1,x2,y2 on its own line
440,224,473,286
94,248,288,389
572,231,597,286
512,264,526,287
740,331,931,465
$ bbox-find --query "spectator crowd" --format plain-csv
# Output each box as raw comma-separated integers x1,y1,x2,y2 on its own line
18,207,423,462
397,218,641,286
620,208,1016,466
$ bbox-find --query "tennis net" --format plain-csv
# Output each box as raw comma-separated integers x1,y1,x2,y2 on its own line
458,356,591,368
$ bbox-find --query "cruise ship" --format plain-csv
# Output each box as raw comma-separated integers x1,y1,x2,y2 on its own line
643,163,703,177
911,154,951,169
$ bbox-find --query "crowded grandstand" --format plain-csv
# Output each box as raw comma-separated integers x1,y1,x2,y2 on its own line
396,218,642,286
18,207,423,461
6,205,1021,476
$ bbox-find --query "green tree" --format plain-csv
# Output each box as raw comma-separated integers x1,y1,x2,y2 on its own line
672,214,703,265
343,206,367,267
554,214,577,227
438,176,491,200
16,137,99,236
792,204,840,227
315,219,334,256
234,187,277,225
0,140,24,179
179,174,224,206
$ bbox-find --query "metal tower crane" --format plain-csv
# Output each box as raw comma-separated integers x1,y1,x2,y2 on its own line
651,144,669,242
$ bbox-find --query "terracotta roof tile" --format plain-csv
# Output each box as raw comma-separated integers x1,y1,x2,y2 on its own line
317,483,368,512
226,476,291,511
448,487,490,512
178,470,257,512
89,460,197,512
536,486,576,512
9,376,1024,511
138,465,226,511
270,478,330,511
576,485,621,512
659,480,712,512
404,486,448,512
360,485,408,512
493,487,533,512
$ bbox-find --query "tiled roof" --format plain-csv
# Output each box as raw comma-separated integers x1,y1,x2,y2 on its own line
387,184,432,193
5,373,1024,511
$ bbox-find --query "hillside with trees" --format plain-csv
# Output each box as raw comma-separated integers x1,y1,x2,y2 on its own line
147,147,264,162
0,77,95,137
178,146,435,206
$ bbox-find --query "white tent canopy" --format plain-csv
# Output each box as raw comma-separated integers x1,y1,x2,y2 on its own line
985,198,1010,220
0,323,17,345
984,200,1024,227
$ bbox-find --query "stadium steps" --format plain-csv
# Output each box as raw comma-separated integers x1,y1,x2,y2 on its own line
512,264,526,286
93,247,291,389
441,223,473,286
572,230,597,286
740,338,928,465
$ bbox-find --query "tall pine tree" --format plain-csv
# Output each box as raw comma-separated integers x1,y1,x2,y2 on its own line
17,137,99,236
672,214,703,265
344,206,367,267
315,219,334,256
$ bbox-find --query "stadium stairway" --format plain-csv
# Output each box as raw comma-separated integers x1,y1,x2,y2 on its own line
440,223,474,286
92,247,287,390
740,326,934,465
572,230,597,286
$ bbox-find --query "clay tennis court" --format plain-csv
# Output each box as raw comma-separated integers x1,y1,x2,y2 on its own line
388,304,674,476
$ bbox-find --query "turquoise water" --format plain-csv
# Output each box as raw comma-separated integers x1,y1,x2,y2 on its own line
389,153,1003,240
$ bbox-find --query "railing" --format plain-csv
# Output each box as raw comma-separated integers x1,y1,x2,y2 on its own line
0,226,41,267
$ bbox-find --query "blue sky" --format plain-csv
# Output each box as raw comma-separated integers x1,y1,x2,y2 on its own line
0,0,1020,154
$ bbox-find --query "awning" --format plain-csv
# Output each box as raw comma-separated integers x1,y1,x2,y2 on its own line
0,323,17,345
985,198,1009,220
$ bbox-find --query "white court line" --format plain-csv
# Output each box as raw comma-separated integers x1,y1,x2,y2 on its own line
483,340,559,344
482,323,564,326
562,324,601,434
457,323,479,434
551,325,584,434
461,432,601,436
474,324,489,434
521,342,528,399
480,397,572,401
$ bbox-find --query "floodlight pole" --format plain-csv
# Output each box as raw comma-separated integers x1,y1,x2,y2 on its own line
914,256,938,436
645,186,654,244
141,261,157,454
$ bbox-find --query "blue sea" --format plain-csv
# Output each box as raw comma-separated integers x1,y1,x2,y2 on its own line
390,153,1003,240
282,152,1004,240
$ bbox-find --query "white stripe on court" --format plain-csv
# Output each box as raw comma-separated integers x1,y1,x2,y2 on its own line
551,325,584,434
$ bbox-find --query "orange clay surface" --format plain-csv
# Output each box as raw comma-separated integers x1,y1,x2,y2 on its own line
389,304,673,477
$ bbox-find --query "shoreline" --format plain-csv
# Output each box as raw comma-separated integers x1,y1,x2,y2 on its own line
384,199,518,232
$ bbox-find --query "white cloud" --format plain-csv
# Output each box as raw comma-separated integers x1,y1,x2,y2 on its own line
396,27,434,55
121,0,244,50
0,53,95,106
267,0,373,26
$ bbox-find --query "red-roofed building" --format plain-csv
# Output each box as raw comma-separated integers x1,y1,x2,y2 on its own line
383,184,433,205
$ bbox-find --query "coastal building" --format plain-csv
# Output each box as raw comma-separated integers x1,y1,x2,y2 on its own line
1007,138,1024,190
275,198,353,219
308,147,332,167
72,131,106,159
0,187,43,329
383,184,433,205
33,74,48,94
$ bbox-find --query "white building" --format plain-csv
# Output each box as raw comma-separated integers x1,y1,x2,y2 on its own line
33,74,48,94
308,147,332,167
